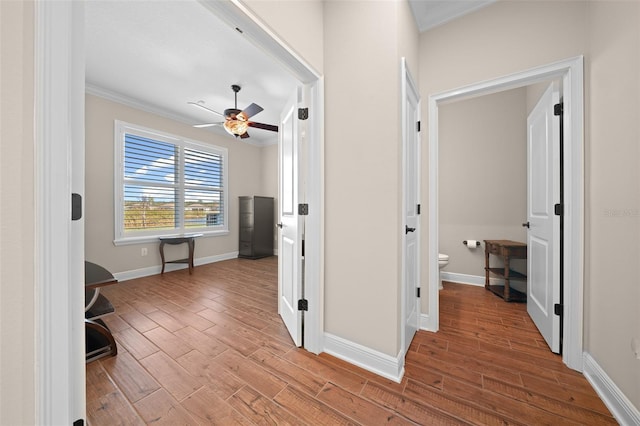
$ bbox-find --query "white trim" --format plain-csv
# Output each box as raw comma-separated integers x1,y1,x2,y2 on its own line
200,0,321,82
113,251,239,281
583,352,640,426
85,84,276,147
420,313,434,332
440,272,485,286
323,333,404,383
199,0,324,355
301,78,325,354
440,272,529,295
113,120,230,244
36,1,85,423
428,56,584,371
113,230,230,247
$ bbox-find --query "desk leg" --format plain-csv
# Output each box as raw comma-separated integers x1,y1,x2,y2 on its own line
160,241,166,274
485,247,490,290
503,253,511,301
188,238,195,274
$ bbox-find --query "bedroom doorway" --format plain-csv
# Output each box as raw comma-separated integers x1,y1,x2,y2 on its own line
38,1,323,423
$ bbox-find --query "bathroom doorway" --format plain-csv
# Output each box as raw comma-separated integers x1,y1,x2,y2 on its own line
427,57,584,371
437,80,560,348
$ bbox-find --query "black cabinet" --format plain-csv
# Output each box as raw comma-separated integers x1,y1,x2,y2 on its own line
239,196,274,259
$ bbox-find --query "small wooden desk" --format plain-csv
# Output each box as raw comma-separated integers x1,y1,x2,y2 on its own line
159,234,203,274
85,261,118,362
484,240,527,302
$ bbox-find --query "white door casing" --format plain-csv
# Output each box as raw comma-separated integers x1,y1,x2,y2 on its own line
527,82,561,353
43,1,324,420
200,0,324,354
278,88,303,346
402,58,420,355
428,56,584,371
36,1,86,423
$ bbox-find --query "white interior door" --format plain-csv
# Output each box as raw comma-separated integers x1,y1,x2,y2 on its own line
527,82,561,353
278,88,303,346
402,59,420,354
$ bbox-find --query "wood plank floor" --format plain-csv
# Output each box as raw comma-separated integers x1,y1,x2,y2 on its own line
86,257,616,425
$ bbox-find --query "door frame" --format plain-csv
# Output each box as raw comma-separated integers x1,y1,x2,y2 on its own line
201,0,324,355
401,58,421,356
38,0,324,421
36,1,86,423
426,56,584,371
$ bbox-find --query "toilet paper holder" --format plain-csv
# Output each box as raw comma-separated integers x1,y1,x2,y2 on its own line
463,240,481,247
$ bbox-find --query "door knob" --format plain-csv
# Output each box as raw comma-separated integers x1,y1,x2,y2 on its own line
522,222,530,228
276,223,284,229
405,225,416,234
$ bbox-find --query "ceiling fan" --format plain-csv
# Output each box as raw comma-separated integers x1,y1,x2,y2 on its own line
189,85,278,139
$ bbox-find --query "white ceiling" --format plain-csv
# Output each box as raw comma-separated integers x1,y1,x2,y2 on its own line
85,1,298,146
408,0,496,32
85,1,495,146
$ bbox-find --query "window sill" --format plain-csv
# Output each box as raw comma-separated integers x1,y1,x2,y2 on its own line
113,229,230,246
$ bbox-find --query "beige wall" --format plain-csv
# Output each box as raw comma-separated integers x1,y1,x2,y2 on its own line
247,0,418,356
439,88,527,277
587,0,640,407
0,1,36,424
85,94,267,274
420,0,640,408
323,0,419,356
244,0,422,358
241,0,324,75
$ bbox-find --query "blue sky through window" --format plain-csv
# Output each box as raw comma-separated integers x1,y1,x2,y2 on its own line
124,134,222,204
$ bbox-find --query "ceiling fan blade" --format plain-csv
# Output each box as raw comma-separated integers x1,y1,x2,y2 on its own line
187,101,224,117
193,122,223,128
248,122,278,132
240,131,250,139
239,103,263,120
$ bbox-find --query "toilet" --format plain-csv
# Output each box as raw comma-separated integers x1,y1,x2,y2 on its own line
438,253,449,290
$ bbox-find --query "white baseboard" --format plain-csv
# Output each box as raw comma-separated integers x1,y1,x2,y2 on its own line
420,313,436,332
583,352,640,426
323,333,404,383
113,251,239,281
440,272,528,296
440,272,485,286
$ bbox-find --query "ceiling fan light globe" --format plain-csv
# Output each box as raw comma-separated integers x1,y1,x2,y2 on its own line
223,119,249,136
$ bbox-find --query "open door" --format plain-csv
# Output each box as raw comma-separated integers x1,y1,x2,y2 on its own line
278,88,303,346
526,82,561,353
402,59,420,354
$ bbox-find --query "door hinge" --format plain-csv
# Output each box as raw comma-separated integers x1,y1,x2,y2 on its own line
301,239,305,257
298,108,309,120
298,203,309,215
554,303,563,316
554,203,563,216
417,288,421,298
298,299,308,311
554,103,563,116
417,204,421,215
417,121,421,132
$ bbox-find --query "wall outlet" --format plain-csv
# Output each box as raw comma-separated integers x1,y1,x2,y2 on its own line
141,247,148,256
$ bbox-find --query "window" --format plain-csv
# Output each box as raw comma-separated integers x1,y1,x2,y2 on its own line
114,121,228,244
